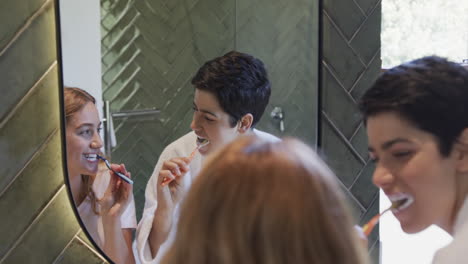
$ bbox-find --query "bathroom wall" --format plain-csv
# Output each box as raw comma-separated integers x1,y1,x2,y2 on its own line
0,0,107,263
100,0,319,221
0,0,383,263
321,0,382,262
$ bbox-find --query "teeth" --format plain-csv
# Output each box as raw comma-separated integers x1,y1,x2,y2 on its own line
396,196,414,211
84,154,97,161
196,137,209,147
388,193,414,212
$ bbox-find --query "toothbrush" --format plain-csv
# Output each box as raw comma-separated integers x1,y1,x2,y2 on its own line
362,199,406,236
97,155,134,185
161,139,209,186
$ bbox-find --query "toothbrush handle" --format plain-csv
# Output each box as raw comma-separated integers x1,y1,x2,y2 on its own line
114,171,134,184
362,213,381,236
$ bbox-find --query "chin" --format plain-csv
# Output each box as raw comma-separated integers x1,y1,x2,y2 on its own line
400,222,428,234
81,165,98,176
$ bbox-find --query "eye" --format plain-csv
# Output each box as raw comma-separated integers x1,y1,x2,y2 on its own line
204,116,215,122
369,155,379,163
97,127,103,133
392,151,412,159
79,129,92,136
192,106,198,112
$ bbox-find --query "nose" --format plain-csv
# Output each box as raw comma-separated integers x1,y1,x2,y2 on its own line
372,164,394,189
90,132,103,149
190,111,201,132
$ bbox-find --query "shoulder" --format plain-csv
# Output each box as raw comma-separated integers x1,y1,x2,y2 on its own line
432,223,468,263
252,129,280,142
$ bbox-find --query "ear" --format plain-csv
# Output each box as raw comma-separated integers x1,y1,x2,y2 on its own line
237,113,253,133
455,128,468,173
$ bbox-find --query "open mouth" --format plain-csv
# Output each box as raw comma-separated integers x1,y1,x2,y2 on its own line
389,194,414,212
84,153,98,162
196,137,209,148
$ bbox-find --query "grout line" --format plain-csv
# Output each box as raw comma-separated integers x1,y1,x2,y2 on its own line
322,62,360,110
349,0,382,44
336,173,366,212
101,12,140,60
322,111,366,165
322,60,357,104
351,0,367,17
74,235,108,262
0,128,59,198
322,10,366,67
0,185,66,263
348,47,381,94
51,229,82,264
349,121,363,142
349,162,367,190
0,61,57,129
0,0,53,58
51,230,108,264
100,2,133,45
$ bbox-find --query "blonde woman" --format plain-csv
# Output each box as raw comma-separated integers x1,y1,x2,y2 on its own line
161,136,369,264
64,87,136,264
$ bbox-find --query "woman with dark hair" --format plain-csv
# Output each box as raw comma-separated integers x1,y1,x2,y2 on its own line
161,135,369,264
359,56,468,263
136,51,279,263
64,87,136,264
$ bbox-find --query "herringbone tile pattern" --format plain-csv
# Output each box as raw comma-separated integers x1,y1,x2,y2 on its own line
322,0,381,261
100,0,318,221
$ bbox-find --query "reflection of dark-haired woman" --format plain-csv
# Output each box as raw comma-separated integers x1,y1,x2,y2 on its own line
359,56,468,263
64,87,136,264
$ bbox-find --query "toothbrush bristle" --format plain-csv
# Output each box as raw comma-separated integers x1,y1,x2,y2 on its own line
392,198,407,209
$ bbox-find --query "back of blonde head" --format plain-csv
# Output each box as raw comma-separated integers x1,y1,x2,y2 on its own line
162,136,368,264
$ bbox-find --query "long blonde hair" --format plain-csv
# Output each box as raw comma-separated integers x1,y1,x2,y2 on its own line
64,87,99,214
162,136,369,264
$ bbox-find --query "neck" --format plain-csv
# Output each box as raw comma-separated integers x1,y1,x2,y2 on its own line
69,173,84,206
447,174,468,235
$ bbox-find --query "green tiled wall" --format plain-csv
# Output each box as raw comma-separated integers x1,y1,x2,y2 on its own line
0,0,106,263
101,0,319,225
0,0,382,263
321,0,382,262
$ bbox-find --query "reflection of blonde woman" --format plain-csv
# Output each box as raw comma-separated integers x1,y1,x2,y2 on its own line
64,87,136,264
161,136,369,264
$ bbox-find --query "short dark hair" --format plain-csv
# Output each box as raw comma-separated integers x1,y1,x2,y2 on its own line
359,56,468,156
191,51,271,127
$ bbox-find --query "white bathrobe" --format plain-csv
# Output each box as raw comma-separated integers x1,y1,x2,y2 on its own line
135,130,279,264
432,197,468,264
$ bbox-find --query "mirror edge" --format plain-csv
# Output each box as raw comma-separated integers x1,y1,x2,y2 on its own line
54,0,113,262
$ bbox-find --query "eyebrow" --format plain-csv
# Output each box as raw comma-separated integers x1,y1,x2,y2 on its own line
193,102,218,118
76,122,102,129
368,138,413,152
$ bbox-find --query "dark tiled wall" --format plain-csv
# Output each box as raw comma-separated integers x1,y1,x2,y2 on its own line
0,0,106,263
100,0,319,224
321,0,382,263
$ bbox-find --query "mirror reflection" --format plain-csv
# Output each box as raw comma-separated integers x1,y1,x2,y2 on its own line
64,87,136,264
59,0,319,262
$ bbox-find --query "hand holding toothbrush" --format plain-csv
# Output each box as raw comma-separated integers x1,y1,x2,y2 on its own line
100,163,133,217
160,139,209,187
157,140,209,206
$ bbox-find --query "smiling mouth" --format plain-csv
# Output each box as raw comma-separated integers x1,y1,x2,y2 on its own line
84,154,98,162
